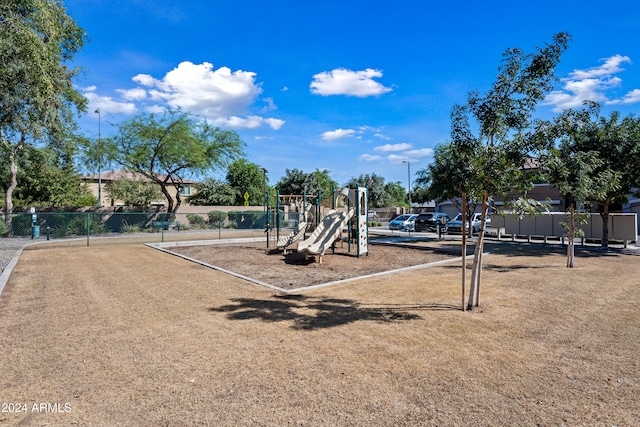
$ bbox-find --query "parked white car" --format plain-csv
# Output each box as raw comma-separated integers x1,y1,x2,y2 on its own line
446,213,491,234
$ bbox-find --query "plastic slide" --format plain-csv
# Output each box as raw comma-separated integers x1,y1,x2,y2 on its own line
297,209,355,263
276,221,308,253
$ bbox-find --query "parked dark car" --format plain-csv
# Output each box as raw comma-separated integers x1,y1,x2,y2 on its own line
414,212,451,232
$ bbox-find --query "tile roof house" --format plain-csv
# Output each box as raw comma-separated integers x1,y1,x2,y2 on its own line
81,170,198,208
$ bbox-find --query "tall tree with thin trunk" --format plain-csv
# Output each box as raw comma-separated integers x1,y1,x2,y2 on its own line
453,33,571,309
1,0,87,232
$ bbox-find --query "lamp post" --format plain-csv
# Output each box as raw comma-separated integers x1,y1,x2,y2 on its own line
402,160,411,213
95,108,102,208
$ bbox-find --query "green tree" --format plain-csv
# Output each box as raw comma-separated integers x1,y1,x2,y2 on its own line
345,173,390,208
1,0,87,231
542,148,614,266
276,168,316,195
187,178,236,206
225,159,267,206
383,181,408,207
310,169,339,203
450,33,571,309
275,168,339,204
107,110,244,213
105,177,162,206
414,120,485,235
544,105,640,249
1,145,95,207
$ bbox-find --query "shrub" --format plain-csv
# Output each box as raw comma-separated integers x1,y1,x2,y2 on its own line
0,219,7,236
208,210,228,226
186,213,206,229
120,221,141,233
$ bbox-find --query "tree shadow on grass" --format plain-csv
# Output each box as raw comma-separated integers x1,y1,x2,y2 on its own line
209,294,458,330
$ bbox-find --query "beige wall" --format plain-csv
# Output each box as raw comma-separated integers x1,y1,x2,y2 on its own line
83,180,195,208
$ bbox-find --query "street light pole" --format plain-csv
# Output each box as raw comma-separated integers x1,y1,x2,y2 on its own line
95,108,102,208
402,160,411,213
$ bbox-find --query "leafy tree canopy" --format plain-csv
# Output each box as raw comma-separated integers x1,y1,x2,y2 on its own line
0,145,95,207
225,159,267,206
275,168,339,204
1,0,87,229
106,109,244,213
345,173,405,208
541,104,640,248
187,178,236,206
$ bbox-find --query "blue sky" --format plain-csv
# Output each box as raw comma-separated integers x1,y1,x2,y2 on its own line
66,0,640,189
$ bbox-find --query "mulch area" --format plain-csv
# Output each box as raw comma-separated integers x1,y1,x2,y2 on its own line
167,239,459,289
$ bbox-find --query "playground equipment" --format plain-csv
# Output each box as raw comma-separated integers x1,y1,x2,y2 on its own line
276,205,313,253
296,187,368,264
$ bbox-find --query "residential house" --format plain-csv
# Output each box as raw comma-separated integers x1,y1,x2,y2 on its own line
81,170,197,208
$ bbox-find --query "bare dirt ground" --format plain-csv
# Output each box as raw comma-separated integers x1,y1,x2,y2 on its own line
0,238,639,426
168,240,458,290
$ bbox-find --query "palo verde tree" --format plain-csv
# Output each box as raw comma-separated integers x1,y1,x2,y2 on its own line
451,32,571,310
544,104,640,249
107,109,244,213
1,0,87,231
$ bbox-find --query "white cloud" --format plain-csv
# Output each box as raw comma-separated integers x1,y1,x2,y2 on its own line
322,128,356,140
543,55,640,111
374,133,392,140
83,87,137,116
132,61,262,118
569,54,630,80
622,89,640,104
387,154,409,164
117,88,147,101
132,74,156,87
310,68,392,97
214,115,285,130
121,61,284,130
359,154,383,162
359,145,433,165
404,148,434,158
261,97,277,112
374,143,413,152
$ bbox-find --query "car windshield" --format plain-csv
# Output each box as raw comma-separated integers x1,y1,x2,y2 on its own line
453,214,463,221
394,215,410,221
418,213,433,218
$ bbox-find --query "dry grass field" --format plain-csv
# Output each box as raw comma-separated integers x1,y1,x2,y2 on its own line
0,238,638,426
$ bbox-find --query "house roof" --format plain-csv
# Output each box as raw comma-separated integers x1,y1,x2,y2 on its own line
82,170,198,184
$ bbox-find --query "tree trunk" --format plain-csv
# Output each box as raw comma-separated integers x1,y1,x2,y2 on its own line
473,195,489,307
600,201,610,249
468,193,488,310
567,203,574,268
159,183,175,214
461,192,467,311
4,135,25,236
